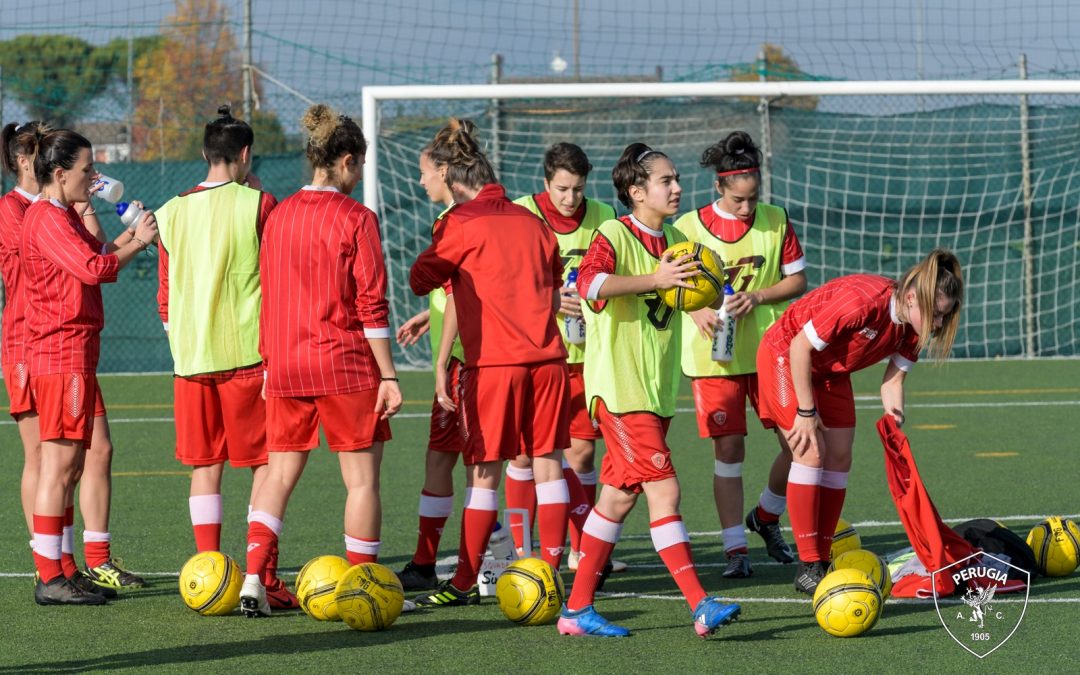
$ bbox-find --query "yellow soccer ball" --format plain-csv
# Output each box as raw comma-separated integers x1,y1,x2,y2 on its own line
1027,516,1080,577
830,549,892,599
813,568,882,638
495,557,566,626
334,563,405,631
656,241,726,312
295,555,352,621
831,518,862,561
178,551,242,616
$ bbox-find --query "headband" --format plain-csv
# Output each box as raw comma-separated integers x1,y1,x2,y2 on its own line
635,149,657,163
14,124,25,132
717,167,760,178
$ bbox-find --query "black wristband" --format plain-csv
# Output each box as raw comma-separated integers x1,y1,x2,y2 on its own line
381,377,399,382
796,407,817,417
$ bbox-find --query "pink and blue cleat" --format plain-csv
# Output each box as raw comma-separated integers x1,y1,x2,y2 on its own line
557,604,630,637
692,596,741,637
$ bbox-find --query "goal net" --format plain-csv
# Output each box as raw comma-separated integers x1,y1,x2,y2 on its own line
366,81,1080,369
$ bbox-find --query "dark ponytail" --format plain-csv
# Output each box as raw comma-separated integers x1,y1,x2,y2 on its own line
2,121,48,176
700,131,761,188
34,129,91,187
428,118,496,190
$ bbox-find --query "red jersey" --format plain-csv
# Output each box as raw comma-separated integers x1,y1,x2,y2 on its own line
156,182,277,324
0,188,34,365
763,274,920,375
410,183,566,367
577,215,670,310
697,202,806,275
260,186,390,397
21,199,119,375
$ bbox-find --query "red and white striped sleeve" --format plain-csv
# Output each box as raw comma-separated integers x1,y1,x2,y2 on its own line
781,219,807,276
802,281,876,351
352,208,390,338
38,210,119,285
577,232,616,303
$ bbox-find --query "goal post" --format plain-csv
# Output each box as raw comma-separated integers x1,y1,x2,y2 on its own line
364,80,1080,368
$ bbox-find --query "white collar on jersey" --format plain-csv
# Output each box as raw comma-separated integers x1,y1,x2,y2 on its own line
198,181,230,188
890,295,902,325
629,213,664,237
711,201,741,221
14,186,38,202
301,185,341,193
47,198,67,209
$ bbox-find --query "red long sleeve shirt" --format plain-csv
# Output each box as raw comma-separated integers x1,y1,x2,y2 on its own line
0,188,34,366
21,199,119,374
409,184,566,367
260,187,390,397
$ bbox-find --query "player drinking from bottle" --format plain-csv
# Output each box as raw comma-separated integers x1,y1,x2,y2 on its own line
675,131,806,578
558,142,741,638
756,249,963,593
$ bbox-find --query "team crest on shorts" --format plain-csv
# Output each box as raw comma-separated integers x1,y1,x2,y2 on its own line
650,452,666,470
712,411,727,426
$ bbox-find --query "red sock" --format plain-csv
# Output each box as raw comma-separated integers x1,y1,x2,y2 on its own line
189,494,223,552
651,515,706,609
246,522,278,582
566,509,621,611
564,467,590,553
193,524,221,553
61,506,78,577
414,490,453,566
345,536,381,564
787,464,823,563
818,487,847,562
755,504,780,524
536,479,570,570
450,505,498,592
84,541,111,569
32,514,65,583
504,465,535,551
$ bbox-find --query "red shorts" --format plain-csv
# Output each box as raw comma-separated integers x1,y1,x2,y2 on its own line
755,344,857,430
31,373,99,444
595,399,675,493
174,368,267,468
4,362,34,417
691,374,775,438
428,358,464,453
267,388,392,452
459,360,571,466
568,363,601,441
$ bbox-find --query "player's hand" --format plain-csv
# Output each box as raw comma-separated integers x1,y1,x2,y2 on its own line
375,380,402,420
726,290,759,318
134,211,158,245
785,413,827,461
435,361,456,413
887,407,905,428
396,310,431,347
653,251,699,291
559,286,583,317
690,307,719,339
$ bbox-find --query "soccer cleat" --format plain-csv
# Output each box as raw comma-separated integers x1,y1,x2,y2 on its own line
401,599,417,613
240,577,271,617
692,596,741,637
557,604,630,637
71,571,117,599
85,559,146,589
793,561,828,595
265,577,299,610
567,550,628,573
34,576,107,606
721,552,753,579
414,580,481,607
398,561,440,591
746,509,795,564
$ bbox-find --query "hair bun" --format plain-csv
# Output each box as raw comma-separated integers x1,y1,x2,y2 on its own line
217,105,232,117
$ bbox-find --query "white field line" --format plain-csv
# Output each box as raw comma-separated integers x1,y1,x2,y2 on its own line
595,591,1080,605
5,398,1080,426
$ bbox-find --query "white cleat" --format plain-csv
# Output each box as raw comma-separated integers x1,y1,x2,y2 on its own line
401,599,417,613
240,577,271,618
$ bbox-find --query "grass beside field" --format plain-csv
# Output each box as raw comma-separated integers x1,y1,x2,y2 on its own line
1,359,1078,673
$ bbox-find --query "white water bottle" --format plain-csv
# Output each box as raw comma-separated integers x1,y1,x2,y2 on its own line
90,174,124,203
711,284,737,362
116,202,145,230
563,268,586,345
488,521,518,561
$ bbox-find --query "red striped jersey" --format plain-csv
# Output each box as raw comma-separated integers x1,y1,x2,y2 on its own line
763,274,920,375
696,202,806,275
156,182,277,324
21,199,119,374
0,187,34,365
260,186,390,396
409,183,566,367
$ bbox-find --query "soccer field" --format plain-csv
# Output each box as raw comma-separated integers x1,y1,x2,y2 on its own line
1,359,1078,673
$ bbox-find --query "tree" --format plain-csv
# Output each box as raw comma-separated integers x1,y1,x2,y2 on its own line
0,35,113,126
730,43,819,111
131,0,286,161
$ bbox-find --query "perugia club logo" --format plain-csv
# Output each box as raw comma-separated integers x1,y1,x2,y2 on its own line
931,551,1029,658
